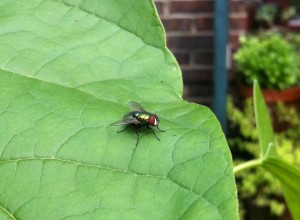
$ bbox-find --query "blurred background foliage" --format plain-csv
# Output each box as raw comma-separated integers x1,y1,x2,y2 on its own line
227,98,300,219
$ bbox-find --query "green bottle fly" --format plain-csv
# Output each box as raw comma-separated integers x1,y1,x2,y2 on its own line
110,101,164,146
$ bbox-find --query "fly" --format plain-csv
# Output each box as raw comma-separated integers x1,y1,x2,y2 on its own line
110,101,165,146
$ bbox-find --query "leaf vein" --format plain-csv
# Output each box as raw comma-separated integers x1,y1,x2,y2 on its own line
0,157,202,198
0,202,17,220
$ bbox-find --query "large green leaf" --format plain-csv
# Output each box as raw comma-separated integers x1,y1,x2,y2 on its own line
0,0,238,219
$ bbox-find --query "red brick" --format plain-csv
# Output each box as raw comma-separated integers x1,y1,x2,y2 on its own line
173,52,191,65
170,1,214,14
185,84,212,96
182,68,214,106
167,35,214,50
229,33,242,50
193,51,214,65
195,17,214,31
161,18,192,32
182,69,213,83
230,16,249,30
230,1,247,13
182,95,212,106
183,83,213,104
154,1,164,14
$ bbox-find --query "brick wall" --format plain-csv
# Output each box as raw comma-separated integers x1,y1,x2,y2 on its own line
154,0,249,107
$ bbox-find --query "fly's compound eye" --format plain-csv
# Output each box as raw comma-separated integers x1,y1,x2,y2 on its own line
149,114,159,126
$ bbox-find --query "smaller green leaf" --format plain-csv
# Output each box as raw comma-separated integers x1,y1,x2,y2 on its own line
263,158,300,220
237,81,300,219
253,80,276,158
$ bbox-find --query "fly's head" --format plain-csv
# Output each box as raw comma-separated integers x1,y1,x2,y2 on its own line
148,114,159,126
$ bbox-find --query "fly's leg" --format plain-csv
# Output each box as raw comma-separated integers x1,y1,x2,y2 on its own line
135,129,140,146
147,127,160,141
156,125,165,132
117,125,131,133
117,125,140,146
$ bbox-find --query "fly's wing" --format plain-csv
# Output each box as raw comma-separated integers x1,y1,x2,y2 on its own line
129,101,146,112
110,117,139,126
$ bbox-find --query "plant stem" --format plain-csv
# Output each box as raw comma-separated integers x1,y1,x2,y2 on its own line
233,159,262,174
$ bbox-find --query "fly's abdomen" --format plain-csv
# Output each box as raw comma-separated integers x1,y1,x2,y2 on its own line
123,111,150,126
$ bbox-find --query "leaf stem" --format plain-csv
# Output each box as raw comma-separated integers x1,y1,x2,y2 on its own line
233,159,262,174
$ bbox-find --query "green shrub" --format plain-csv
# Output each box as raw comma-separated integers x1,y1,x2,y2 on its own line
255,4,278,25
233,34,300,90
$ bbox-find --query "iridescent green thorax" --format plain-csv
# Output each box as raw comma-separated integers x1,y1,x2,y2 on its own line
125,111,151,125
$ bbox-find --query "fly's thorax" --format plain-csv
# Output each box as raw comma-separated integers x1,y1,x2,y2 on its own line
124,111,150,125
135,111,151,125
